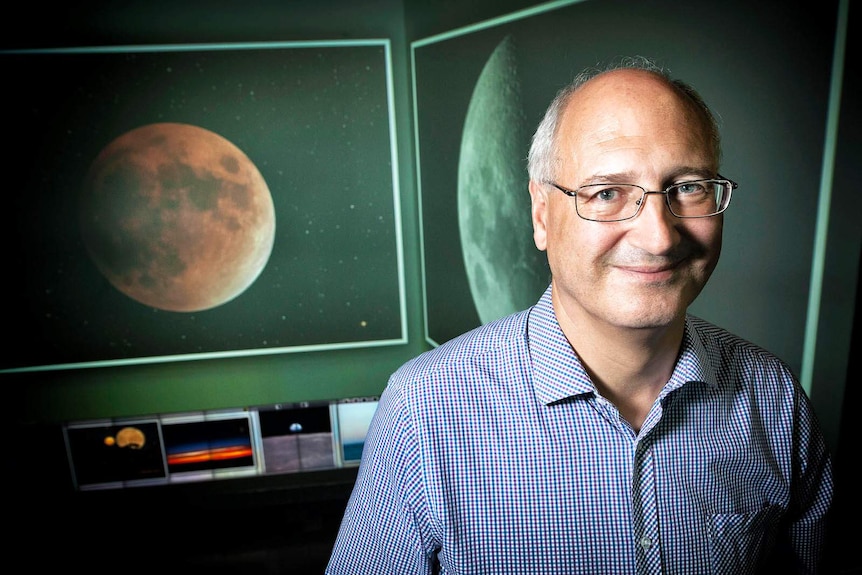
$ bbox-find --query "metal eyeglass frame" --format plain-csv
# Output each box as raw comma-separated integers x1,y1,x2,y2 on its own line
545,175,738,222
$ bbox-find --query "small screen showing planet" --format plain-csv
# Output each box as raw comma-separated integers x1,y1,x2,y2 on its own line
258,403,335,473
65,421,166,488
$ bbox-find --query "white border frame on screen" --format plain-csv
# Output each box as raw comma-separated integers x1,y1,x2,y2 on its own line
2,39,407,374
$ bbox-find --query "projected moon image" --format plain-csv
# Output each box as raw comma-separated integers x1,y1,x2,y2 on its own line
457,36,547,324
115,426,146,449
80,122,276,312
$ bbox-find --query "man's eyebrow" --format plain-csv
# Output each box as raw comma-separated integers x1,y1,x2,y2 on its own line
581,172,638,185
666,166,715,181
582,167,715,185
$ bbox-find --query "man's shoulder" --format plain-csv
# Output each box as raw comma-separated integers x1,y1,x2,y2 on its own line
687,314,776,353
685,314,795,378
393,308,533,384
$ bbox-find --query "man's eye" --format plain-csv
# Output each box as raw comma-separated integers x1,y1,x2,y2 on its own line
676,182,705,195
596,188,618,201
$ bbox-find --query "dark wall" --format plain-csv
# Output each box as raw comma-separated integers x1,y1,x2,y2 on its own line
825,2,861,572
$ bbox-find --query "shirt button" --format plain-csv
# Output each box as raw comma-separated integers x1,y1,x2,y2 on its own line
640,536,653,550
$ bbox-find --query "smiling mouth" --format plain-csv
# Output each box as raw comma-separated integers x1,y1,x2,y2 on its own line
616,262,681,281
621,263,675,273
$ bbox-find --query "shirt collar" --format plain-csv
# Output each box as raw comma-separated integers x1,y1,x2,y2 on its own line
665,317,719,394
527,285,718,405
528,286,595,405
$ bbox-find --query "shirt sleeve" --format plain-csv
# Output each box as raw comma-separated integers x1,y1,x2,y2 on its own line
325,377,438,575
786,385,834,574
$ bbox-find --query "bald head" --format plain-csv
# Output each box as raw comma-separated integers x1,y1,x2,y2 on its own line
566,68,708,130
527,60,721,184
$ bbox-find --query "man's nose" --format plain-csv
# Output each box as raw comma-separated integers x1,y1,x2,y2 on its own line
628,191,680,253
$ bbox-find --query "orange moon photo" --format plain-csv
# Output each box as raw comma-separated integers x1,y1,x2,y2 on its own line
115,426,146,449
79,122,276,312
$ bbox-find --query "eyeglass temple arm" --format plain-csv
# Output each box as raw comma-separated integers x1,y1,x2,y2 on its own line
716,174,739,189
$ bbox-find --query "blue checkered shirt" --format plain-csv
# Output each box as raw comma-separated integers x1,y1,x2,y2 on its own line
327,286,833,574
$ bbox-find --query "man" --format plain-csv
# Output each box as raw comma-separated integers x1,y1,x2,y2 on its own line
326,57,833,574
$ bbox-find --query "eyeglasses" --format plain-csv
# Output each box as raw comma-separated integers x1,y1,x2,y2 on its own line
546,176,738,222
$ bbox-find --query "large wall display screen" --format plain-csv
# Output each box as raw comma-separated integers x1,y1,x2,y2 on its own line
411,0,838,389
2,40,405,373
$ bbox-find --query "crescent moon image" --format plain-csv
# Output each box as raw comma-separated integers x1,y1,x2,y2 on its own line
79,122,276,312
457,36,548,324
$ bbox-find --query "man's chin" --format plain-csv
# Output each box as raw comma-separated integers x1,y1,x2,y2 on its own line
606,297,687,331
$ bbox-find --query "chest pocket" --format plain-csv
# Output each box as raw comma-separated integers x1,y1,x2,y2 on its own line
709,505,783,574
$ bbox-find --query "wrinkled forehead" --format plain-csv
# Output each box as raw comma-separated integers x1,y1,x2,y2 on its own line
554,70,718,172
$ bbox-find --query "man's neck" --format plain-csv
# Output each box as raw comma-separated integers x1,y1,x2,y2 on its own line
552,289,685,432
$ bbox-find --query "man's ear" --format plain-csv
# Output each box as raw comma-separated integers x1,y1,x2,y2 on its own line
529,180,548,252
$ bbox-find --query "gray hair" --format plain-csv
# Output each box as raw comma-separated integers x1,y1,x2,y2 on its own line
526,56,722,183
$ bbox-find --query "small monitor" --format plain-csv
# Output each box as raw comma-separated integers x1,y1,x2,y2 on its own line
258,402,335,474
65,419,167,490
333,398,379,466
160,410,259,483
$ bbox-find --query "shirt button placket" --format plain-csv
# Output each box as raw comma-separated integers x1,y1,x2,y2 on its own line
632,440,661,575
